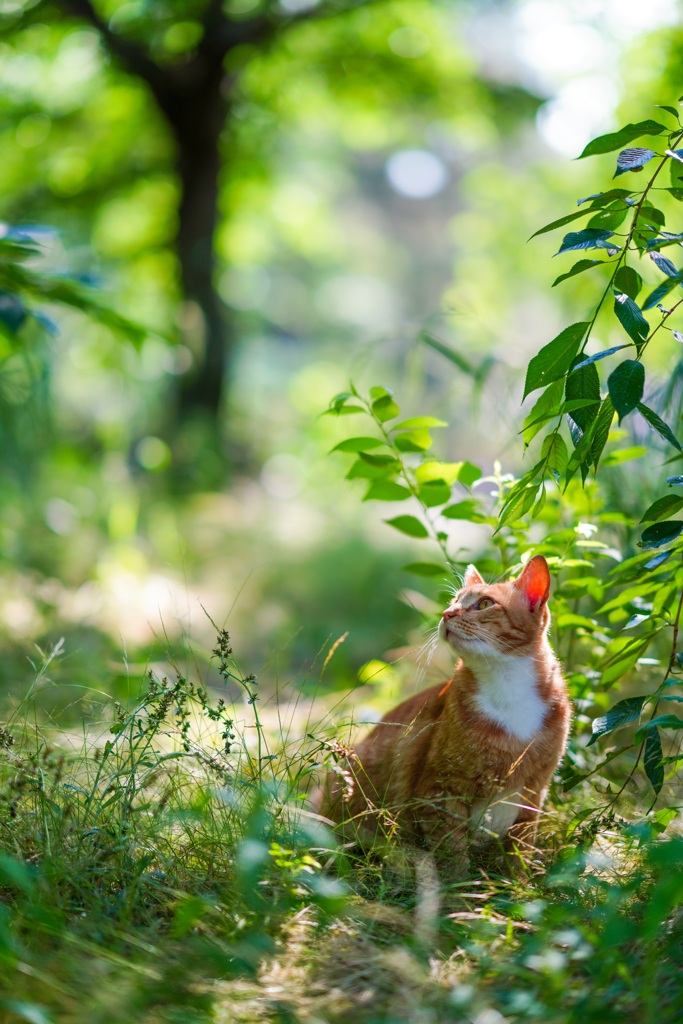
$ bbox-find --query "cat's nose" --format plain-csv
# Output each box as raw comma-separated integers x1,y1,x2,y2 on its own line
442,607,461,620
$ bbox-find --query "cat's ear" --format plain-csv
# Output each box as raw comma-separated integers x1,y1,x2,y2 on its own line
464,564,485,587
514,555,551,612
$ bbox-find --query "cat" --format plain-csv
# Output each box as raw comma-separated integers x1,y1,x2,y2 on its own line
316,555,571,873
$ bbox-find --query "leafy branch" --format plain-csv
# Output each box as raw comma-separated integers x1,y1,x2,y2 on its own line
507,110,683,533
511,103,683,822
327,384,489,580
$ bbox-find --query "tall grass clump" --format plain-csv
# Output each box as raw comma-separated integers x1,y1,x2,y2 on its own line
0,632,347,1024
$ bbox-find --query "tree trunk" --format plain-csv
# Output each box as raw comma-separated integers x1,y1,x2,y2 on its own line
55,0,238,424
165,83,230,423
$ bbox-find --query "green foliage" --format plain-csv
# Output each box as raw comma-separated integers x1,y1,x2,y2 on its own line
328,103,683,831
0,633,348,1021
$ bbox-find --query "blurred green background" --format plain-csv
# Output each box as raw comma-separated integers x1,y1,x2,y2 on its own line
1,0,682,706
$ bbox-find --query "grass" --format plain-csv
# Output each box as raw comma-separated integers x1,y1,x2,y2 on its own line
0,633,682,1024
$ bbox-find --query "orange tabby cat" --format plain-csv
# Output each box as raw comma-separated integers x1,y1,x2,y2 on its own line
317,556,571,870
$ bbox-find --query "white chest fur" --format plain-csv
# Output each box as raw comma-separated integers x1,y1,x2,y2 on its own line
466,654,547,743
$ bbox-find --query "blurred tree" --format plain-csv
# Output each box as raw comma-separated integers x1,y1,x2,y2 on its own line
31,0,368,421
5,0,540,433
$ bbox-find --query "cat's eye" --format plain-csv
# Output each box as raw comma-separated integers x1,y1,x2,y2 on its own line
475,597,495,610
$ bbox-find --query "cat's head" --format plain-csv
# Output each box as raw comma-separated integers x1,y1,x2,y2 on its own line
438,555,551,659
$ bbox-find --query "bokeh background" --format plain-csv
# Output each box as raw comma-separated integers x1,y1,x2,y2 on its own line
1,0,682,708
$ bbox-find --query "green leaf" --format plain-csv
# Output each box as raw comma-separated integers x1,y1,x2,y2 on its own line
458,461,482,487
523,380,564,445
638,203,666,228
646,231,683,250
322,404,365,416
328,391,356,411
564,414,597,484
565,355,600,433
589,393,618,468
636,715,683,743
639,519,683,548
650,251,679,277
579,120,667,158
498,481,541,528
600,444,647,466
442,499,479,520
644,727,664,795
330,436,385,453
401,562,447,577
370,386,399,422
541,432,569,475
523,399,598,437
644,550,674,569
523,322,588,399
392,417,447,430
640,495,683,523
586,202,629,231
671,148,683,189
607,360,644,422
597,582,661,614
418,480,452,507
642,272,683,310
614,265,642,299
530,209,594,238
363,481,411,502
385,515,429,538
639,714,683,735
532,484,546,517
359,452,398,467
346,457,398,480
576,188,634,206
655,104,681,121
570,345,631,372
552,259,605,287
556,228,617,255
415,461,463,485
587,695,648,746
613,294,649,348
637,402,682,451
394,428,432,452
419,331,475,375
600,636,655,687
614,147,655,176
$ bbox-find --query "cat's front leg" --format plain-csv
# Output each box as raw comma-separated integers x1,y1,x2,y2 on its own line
503,786,547,874
411,792,470,877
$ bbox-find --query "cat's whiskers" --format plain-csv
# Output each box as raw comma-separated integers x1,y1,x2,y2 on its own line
450,624,521,658
416,626,440,658
415,627,442,686
442,578,462,598
470,632,521,656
